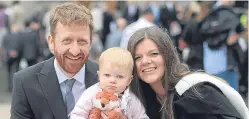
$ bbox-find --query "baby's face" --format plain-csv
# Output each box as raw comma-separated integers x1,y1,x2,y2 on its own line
98,62,132,94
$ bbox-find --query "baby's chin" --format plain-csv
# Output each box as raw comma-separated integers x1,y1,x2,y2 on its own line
102,88,116,93
104,89,123,95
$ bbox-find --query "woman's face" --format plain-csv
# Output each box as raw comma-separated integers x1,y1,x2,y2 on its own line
134,38,165,84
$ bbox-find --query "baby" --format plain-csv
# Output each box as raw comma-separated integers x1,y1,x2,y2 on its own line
71,47,149,119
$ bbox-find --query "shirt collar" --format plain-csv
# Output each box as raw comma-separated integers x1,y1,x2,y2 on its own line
54,58,85,84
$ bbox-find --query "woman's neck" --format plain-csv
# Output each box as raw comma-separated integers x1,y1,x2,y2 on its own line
149,80,166,97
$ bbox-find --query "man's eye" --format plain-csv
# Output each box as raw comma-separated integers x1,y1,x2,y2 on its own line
62,39,71,44
62,39,69,42
78,40,87,43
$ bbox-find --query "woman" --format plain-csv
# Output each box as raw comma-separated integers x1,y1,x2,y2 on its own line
127,26,248,119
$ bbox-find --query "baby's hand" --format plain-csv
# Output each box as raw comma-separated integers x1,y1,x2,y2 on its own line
89,108,101,119
101,108,127,119
108,108,120,119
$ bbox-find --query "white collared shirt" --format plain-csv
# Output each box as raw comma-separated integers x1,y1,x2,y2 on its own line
120,17,155,49
54,59,86,105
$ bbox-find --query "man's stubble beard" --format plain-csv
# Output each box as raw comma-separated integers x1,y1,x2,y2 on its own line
54,50,88,74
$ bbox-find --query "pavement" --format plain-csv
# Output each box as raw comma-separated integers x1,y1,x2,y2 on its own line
0,61,11,119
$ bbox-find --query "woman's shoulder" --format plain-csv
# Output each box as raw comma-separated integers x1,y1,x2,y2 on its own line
173,82,242,118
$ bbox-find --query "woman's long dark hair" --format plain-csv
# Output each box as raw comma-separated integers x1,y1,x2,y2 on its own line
127,26,190,119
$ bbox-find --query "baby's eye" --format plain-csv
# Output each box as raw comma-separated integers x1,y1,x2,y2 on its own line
117,75,124,79
104,74,110,77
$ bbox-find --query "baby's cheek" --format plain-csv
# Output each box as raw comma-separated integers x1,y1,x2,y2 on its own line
99,81,106,89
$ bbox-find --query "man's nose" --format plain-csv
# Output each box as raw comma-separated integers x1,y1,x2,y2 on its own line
69,42,81,56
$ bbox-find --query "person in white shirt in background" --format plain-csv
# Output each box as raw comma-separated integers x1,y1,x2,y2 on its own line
120,7,155,49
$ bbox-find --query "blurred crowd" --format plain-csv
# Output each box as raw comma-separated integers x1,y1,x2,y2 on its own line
0,1,248,101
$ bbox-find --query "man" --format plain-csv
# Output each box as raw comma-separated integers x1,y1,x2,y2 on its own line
11,3,98,119
22,17,42,66
120,7,155,49
201,0,244,91
2,24,22,92
105,17,127,50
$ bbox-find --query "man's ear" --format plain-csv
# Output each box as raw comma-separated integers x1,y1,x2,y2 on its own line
90,31,93,45
48,34,54,54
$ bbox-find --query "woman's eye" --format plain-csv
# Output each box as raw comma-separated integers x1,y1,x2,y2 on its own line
135,56,141,61
151,52,159,56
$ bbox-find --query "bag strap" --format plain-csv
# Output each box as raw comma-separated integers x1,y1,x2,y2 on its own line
175,73,249,119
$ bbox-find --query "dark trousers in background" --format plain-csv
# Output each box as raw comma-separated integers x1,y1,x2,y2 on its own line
7,58,20,91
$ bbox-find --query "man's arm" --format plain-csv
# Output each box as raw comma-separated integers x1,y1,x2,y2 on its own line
11,73,34,119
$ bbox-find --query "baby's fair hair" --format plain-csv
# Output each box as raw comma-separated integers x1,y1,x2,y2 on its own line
99,47,134,73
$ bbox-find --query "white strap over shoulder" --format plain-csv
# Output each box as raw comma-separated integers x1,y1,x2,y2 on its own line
175,73,249,119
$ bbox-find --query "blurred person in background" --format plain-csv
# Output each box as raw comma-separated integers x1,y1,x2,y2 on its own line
2,24,22,92
120,7,155,49
91,2,104,34
199,0,245,91
5,1,25,32
42,4,58,60
238,9,248,98
159,1,177,31
179,1,213,70
101,1,117,46
0,3,10,65
105,17,127,50
123,1,139,25
159,1,183,50
22,16,42,66
148,2,160,25
89,31,103,61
